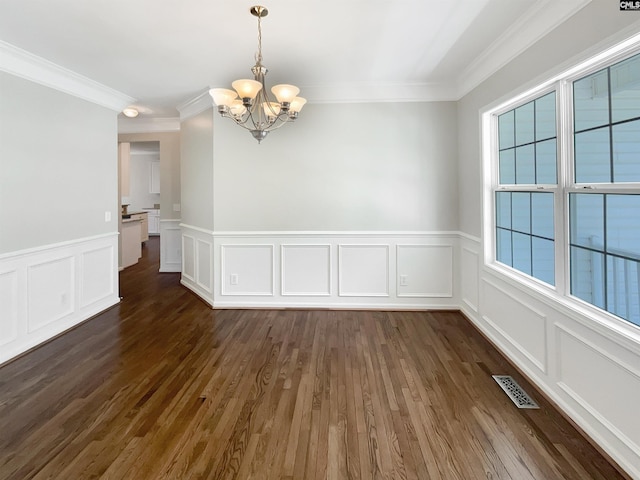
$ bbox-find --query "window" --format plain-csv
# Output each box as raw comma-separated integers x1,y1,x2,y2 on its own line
488,46,640,328
496,92,557,286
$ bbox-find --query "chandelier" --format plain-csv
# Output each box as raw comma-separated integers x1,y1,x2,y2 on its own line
209,5,306,143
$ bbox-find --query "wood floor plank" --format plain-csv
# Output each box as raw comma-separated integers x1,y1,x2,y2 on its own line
0,237,629,480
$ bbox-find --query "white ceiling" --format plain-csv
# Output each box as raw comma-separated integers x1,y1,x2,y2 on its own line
0,0,589,119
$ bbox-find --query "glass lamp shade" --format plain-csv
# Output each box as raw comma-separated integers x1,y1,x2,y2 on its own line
289,97,307,113
209,88,237,107
262,102,281,117
232,79,263,99
271,84,300,104
229,99,247,116
122,107,139,118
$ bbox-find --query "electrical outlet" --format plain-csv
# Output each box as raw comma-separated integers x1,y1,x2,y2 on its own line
105,211,111,222
230,274,239,285
173,203,181,212
399,274,408,286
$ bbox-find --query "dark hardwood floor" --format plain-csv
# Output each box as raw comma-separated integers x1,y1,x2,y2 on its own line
0,237,627,479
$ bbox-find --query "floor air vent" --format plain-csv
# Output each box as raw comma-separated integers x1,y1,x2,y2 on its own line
492,375,539,409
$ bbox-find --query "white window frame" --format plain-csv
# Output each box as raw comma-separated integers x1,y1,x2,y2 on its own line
481,32,640,333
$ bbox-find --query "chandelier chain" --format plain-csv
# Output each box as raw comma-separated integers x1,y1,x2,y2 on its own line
255,12,263,65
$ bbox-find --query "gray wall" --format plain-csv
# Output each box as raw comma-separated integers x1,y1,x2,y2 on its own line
457,3,640,237
211,101,458,232
0,72,117,253
180,108,214,230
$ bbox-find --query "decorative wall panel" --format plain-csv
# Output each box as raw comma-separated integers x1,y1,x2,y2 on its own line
0,233,119,365
557,325,640,455
461,245,479,313
339,245,389,297
281,244,331,296
481,278,548,373
80,245,114,308
182,235,195,282
221,244,274,296
197,239,213,293
396,245,452,297
160,220,182,273
0,269,19,346
204,231,459,309
27,256,75,332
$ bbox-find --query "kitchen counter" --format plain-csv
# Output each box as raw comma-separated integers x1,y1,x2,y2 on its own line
121,211,149,242
121,220,141,268
122,210,147,219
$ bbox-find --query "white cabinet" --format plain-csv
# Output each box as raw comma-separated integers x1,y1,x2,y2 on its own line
121,220,141,268
130,212,148,242
150,161,160,194
147,209,160,235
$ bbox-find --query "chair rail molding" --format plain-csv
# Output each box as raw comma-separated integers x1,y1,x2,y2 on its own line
0,232,120,365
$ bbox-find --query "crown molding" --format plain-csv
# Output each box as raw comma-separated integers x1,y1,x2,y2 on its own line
0,40,135,111
117,116,180,134
455,0,592,99
177,89,213,121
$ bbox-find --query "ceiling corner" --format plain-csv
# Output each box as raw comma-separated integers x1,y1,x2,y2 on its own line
454,0,592,99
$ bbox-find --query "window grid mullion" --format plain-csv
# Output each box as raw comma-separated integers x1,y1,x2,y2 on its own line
557,79,573,297
607,66,614,183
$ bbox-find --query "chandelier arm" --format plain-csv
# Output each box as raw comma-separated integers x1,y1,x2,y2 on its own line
219,112,257,131
262,115,294,132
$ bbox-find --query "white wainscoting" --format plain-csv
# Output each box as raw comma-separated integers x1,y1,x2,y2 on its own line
481,277,548,374
0,233,119,365
460,236,480,315
461,235,640,479
178,229,459,310
339,244,390,297
180,224,214,306
281,244,331,296
159,219,182,273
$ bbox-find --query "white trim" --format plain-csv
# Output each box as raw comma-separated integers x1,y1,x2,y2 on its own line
0,40,134,111
457,0,592,99
0,232,118,260
210,230,460,239
179,223,214,236
176,90,213,121
211,301,460,311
